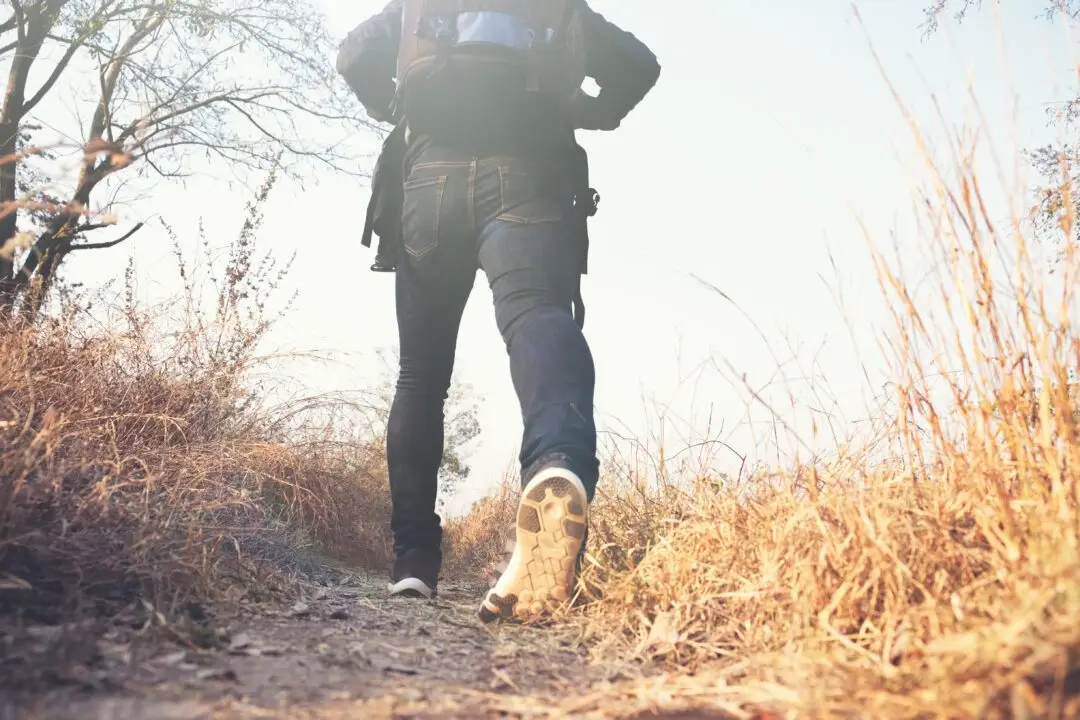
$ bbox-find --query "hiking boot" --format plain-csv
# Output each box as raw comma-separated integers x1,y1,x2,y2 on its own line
487,521,590,588
388,548,440,599
479,467,588,623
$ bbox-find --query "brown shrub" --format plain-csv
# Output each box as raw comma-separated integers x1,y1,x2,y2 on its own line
0,316,393,621
0,176,394,621
443,479,518,584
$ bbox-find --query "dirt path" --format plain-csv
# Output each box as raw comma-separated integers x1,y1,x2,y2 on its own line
3,569,652,720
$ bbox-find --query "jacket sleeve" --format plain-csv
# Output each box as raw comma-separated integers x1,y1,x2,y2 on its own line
578,6,661,129
336,0,404,122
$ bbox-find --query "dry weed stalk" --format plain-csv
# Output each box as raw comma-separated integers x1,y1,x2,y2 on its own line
540,100,1080,718
0,174,392,625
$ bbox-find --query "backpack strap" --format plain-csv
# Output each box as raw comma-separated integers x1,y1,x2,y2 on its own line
565,99,599,328
556,0,579,43
526,0,580,93
429,2,457,76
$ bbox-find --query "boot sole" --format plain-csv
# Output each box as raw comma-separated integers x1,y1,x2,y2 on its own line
388,577,436,599
479,469,588,623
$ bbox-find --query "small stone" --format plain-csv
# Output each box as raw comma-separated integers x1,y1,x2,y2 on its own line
195,667,238,682
157,651,187,666
228,632,251,652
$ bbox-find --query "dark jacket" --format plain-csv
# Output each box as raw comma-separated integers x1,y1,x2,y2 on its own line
336,1,661,133
343,1,659,284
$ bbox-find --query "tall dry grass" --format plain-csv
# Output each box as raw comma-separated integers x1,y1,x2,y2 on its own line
3,25,1079,720
536,83,1080,720
0,172,396,626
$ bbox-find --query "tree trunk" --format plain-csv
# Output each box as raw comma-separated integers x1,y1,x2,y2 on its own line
0,2,58,312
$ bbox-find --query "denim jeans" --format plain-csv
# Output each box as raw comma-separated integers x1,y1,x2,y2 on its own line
386,141,600,558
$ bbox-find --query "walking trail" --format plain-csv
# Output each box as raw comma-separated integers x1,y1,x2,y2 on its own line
4,566,704,720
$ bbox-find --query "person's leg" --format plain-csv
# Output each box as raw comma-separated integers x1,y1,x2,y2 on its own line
386,149,476,598
471,156,600,621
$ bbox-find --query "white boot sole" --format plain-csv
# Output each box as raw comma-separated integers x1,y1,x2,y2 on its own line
479,468,588,623
388,576,435,599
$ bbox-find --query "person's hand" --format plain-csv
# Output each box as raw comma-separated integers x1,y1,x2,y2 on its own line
572,92,620,131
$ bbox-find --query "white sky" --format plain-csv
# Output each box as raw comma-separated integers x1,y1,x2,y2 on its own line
54,1,1079,514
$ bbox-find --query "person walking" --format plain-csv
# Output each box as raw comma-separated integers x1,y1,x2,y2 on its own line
336,0,660,622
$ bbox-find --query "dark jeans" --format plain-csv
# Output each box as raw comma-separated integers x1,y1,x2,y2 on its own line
386,142,600,558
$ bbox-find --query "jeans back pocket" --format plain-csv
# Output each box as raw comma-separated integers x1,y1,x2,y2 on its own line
402,175,446,260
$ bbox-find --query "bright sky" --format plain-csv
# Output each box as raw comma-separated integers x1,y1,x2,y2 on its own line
61,1,1078,514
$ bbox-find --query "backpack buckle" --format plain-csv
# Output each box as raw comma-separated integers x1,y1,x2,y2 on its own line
429,16,455,44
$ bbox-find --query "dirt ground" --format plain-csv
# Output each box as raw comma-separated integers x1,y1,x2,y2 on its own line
1,567,685,720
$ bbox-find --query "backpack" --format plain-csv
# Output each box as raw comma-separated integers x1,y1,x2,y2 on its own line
391,0,588,130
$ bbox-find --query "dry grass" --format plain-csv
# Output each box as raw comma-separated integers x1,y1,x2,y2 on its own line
398,96,1080,719
0,176,396,625
443,479,519,583
521,97,1080,720
4,33,1080,720
2,139,1076,717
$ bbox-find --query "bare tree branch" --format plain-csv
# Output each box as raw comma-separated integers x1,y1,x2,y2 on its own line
0,12,18,36
23,32,88,115
70,220,142,249
2,0,374,315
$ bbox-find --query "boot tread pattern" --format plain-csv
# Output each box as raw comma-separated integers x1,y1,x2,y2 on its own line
479,474,587,623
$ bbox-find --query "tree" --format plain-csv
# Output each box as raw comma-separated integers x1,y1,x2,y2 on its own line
0,0,376,319
436,380,482,511
372,349,483,511
922,0,1077,33
922,1,1080,267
